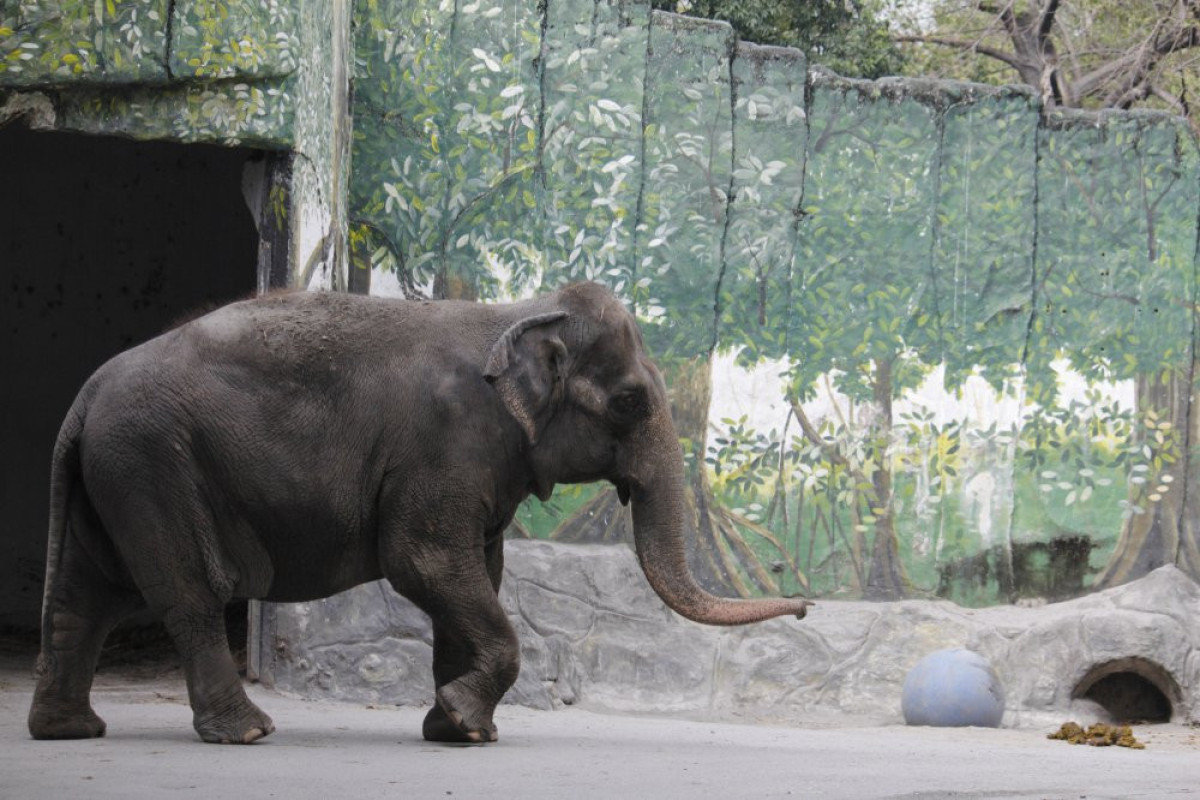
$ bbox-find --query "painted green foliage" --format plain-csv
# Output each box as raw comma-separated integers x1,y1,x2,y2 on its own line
50,81,293,145
718,41,807,366
539,0,646,296
351,0,545,297
1,0,170,83
1,0,297,84
1034,113,1196,400
636,12,735,359
349,0,1200,606
934,87,1038,387
1,0,302,146
171,0,299,80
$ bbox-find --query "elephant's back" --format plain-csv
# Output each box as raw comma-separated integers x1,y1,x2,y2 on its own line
185,290,512,363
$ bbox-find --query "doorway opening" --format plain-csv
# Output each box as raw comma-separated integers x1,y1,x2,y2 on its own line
0,122,262,668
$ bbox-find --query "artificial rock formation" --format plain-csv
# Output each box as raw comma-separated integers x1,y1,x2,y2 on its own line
259,540,1200,727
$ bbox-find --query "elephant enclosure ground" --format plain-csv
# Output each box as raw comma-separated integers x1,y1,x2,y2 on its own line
2,625,1199,799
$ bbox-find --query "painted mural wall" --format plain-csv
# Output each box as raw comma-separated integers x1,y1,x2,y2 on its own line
4,0,1198,611
350,0,1200,606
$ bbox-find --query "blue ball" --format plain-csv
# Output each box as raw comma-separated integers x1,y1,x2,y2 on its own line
902,649,1005,727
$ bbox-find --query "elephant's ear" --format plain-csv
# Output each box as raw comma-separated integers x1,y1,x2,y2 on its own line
484,311,569,445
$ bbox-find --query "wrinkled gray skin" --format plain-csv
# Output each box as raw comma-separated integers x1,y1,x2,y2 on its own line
28,282,810,745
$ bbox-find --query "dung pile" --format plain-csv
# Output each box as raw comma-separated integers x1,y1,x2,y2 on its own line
1047,722,1145,749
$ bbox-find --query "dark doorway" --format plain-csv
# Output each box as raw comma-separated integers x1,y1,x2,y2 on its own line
0,123,259,634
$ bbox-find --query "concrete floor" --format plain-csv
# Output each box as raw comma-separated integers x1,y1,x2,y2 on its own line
3,644,1198,800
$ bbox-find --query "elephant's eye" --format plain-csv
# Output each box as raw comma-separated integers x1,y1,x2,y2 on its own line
608,388,648,423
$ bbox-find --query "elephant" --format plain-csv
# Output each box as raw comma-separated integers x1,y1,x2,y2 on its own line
27,282,811,745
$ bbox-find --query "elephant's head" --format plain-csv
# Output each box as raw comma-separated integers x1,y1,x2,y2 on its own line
485,282,810,626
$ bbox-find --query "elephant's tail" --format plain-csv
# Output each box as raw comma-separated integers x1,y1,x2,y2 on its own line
38,392,88,647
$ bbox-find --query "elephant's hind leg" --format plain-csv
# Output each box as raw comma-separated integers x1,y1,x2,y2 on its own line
28,534,141,740
154,601,274,744
113,496,273,744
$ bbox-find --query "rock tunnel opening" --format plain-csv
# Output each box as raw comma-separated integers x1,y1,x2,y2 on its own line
1072,657,1177,723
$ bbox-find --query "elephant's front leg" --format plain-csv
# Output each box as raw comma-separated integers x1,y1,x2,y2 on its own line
420,613,519,743
420,532,511,743
385,521,519,743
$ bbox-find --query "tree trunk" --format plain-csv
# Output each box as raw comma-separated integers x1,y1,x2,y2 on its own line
1095,370,1191,588
663,354,787,597
864,356,908,599
1177,377,1200,580
433,268,478,301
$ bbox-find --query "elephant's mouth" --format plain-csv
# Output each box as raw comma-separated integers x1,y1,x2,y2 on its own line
613,479,632,506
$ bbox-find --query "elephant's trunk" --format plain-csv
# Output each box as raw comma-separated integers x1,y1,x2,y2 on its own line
628,421,811,626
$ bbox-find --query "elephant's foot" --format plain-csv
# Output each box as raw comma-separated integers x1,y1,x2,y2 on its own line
193,700,275,744
425,684,497,744
28,704,107,740
422,701,491,744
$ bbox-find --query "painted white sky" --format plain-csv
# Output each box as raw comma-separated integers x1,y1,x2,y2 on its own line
709,349,1135,440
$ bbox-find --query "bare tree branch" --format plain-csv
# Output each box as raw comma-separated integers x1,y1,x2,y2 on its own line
1072,48,1152,99
1152,82,1188,115
894,0,1200,124
1039,0,1062,40
893,34,1027,71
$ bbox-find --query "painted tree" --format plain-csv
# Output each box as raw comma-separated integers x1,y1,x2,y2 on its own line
351,0,544,301
926,87,1039,600
1031,111,1200,587
545,15,815,599
777,76,955,599
553,13,799,597
892,0,1200,589
709,42,812,595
